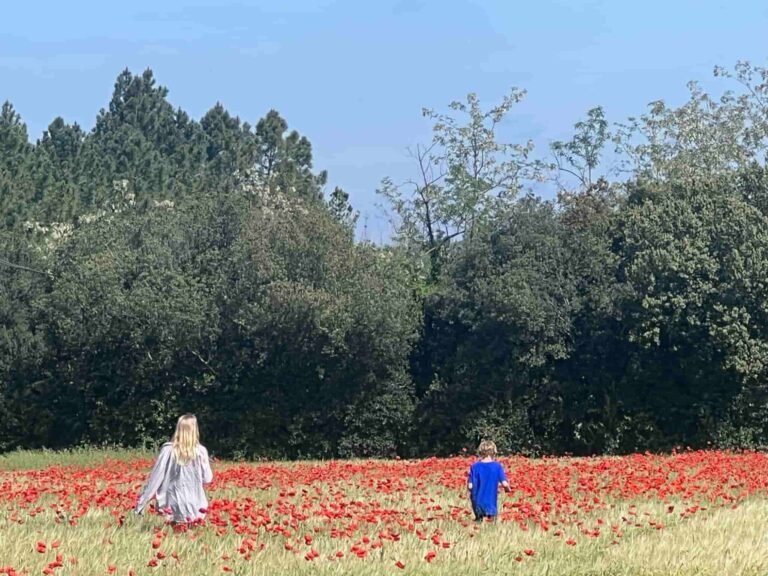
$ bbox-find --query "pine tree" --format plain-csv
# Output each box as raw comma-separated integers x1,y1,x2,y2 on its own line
0,102,33,227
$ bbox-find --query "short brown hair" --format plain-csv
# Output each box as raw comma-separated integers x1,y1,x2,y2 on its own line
477,440,497,457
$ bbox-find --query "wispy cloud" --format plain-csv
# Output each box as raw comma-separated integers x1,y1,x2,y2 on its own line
392,0,427,16
0,53,108,77
239,40,281,57
139,44,182,56
321,145,413,169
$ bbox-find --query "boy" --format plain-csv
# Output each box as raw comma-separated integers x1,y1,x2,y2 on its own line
467,440,511,522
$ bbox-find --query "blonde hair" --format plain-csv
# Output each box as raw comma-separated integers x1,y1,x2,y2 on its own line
477,440,498,458
172,414,200,465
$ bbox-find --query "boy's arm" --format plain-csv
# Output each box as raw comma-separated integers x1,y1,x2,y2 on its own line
499,464,511,493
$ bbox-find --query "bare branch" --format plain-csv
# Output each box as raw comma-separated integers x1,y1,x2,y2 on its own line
0,257,49,276
421,229,465,257
189,349,218,376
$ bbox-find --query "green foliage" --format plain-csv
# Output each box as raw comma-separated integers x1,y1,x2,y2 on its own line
0,102,34,227
0,69,330,229
551,106,610,192
253,109,327,200
378,90,545,281
0,68,421,458
5,62,768,458
206,190,419,458
615,176,768,448
0,230,49,451
413,197,576,454
614,61,768,183
200,103,256,182
327,186,358,234
1,188,419,457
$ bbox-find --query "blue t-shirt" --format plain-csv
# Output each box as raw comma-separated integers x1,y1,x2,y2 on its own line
469,460,507,517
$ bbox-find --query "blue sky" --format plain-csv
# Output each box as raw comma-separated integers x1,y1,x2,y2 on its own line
2,0,767,240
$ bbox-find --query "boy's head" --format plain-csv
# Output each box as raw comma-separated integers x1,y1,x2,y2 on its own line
477,439,497,458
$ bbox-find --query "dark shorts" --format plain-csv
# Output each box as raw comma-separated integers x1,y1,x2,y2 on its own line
472,504,497,522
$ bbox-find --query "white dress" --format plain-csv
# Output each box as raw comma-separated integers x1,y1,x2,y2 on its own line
135,442,213,522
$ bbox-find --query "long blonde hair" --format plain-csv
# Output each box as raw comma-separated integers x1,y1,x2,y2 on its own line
171,414,200,465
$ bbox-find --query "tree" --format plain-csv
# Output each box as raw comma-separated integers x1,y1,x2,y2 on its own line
614,61,768,184
207,183,419,458
81,69,207,210
0,102,33,227
551,182,627,454
253,110,327,200
28,117,86,221
614,173,768,449
551,106,610,193
0,228,50,450
379,90,544,281
327,186,358,234
200,103,255,183
412,197,581,455
19,203,220,447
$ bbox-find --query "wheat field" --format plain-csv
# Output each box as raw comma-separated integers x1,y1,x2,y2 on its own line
1,449,767,575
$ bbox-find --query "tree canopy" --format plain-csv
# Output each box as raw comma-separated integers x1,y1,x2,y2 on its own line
3,63,768,457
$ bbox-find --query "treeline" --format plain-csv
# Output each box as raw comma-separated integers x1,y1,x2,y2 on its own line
3,64,768,458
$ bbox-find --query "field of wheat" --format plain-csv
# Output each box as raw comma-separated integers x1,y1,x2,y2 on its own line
1,449,767,575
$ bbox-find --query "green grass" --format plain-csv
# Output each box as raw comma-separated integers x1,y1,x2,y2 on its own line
0,446,154,470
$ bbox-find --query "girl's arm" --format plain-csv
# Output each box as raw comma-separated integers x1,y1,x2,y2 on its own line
135,444,173,514
200,446,213,484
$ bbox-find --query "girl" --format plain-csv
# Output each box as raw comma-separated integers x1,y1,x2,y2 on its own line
134,414,213,523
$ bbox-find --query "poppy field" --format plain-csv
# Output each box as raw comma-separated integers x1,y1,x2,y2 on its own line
1,450,768,575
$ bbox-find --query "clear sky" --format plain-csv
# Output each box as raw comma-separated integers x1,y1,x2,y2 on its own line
2,0,767,240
